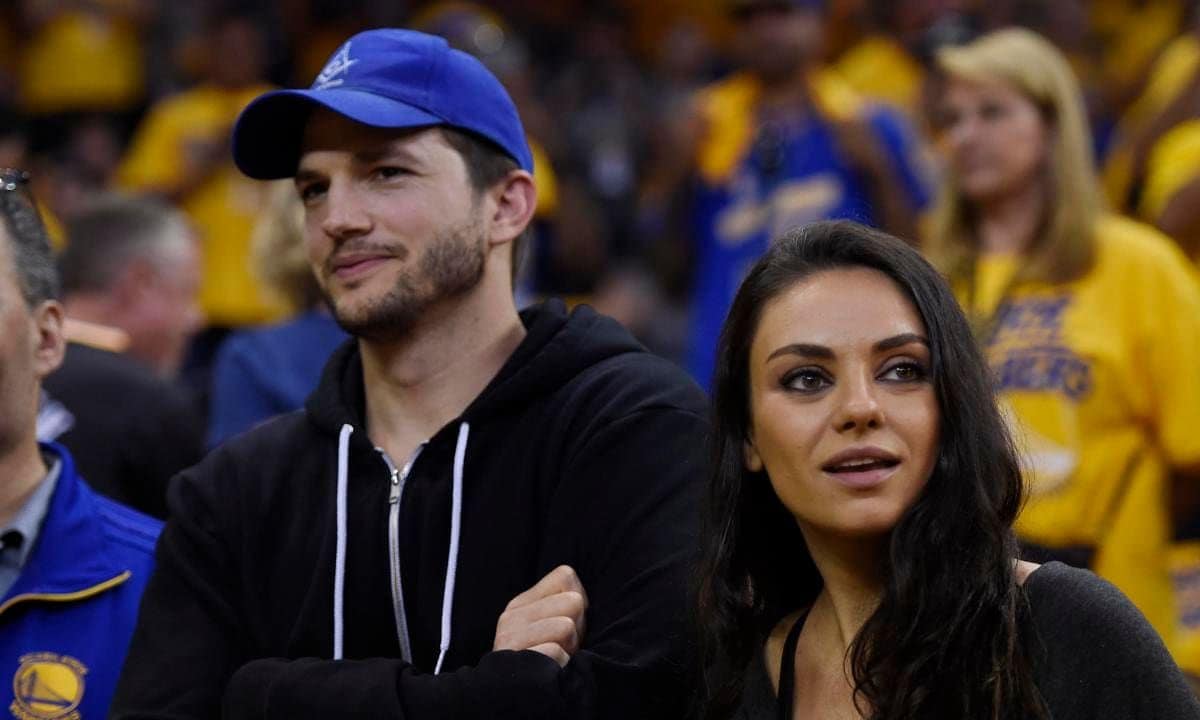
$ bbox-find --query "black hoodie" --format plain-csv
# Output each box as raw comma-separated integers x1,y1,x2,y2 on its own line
111,301,709,719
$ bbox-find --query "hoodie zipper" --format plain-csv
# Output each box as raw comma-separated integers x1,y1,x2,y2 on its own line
380,445,425,664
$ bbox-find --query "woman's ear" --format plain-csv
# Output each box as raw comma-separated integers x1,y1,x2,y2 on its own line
743,433,763,473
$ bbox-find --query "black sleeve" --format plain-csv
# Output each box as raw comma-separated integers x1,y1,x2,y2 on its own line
1028,563,1200,719
548,406,706,718
109,454,248,719
214,405,706,720
223,651,565,719
123,382,205,519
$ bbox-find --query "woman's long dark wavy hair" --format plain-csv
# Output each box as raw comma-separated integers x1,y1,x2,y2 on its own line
695,221,1047,719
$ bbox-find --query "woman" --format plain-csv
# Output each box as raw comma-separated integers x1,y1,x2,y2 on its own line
927,27,1200,672
206,181,347,447
694,220,1198,718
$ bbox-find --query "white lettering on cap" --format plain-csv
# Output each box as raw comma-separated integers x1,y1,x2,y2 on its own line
314,42,358,90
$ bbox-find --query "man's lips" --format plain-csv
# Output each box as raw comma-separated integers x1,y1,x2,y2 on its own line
329,254,391,280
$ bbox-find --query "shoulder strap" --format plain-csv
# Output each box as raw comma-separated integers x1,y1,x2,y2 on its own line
777,610,809,720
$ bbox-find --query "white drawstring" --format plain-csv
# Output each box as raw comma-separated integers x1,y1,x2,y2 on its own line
434,422,469,674
333,423,353,661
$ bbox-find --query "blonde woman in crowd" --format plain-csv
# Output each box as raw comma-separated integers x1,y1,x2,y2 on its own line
927,27,1200,675
206,181,346,447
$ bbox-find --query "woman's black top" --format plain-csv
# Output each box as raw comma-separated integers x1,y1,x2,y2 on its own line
736,562,1200,719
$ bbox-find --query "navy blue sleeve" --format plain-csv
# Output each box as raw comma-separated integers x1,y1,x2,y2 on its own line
207,334,281,448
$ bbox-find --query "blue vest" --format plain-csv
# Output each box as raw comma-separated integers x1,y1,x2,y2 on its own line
0,444,160,720
686,104,930,388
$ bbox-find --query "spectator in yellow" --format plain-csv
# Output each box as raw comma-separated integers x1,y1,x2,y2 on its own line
927,27,1200,675
1100,4,1199,212
832,0,929,120
116,9,282,332
17,0,153,115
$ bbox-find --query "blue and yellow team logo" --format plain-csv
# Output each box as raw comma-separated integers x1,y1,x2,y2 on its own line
10,653,86,720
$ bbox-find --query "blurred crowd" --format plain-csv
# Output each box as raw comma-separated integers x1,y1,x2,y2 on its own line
9,0,1200,684
6,0,1200,368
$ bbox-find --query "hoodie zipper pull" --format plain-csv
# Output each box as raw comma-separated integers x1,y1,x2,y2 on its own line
388,466,401,504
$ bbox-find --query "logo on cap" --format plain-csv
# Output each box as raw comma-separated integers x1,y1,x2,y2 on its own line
314,42,358,90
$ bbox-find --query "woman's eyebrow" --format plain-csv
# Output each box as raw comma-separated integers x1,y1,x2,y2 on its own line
873,333,929,352
767,343,834,362
766,334,928,363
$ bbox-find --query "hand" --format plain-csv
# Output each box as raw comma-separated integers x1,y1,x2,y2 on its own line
493,565,588,668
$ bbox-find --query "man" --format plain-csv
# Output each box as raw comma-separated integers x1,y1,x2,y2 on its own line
649,0,932,387
0,171,160,718
112,29,707,719
56,194,203,377
39,194,205,518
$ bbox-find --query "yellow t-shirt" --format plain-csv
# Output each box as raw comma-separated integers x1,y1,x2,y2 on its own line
18,9,144,114
1102,33,1200,208
833,36,924,118
530,139,558,218
962,215,1200,666
117,84,285,327
1140,119,1200,230
1094,0,1184,91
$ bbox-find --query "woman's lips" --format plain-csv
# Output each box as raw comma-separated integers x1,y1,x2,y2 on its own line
824,461,900,490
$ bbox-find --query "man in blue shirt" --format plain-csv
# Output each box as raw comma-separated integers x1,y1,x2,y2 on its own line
0,170,160,719
669,0,932,386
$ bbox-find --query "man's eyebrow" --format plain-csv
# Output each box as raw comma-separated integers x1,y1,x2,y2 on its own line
353,144,420,165
767,343,834,362
294,169,323,185
873,333,929,352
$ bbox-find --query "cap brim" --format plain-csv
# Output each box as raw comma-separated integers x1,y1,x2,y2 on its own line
232,88,445,180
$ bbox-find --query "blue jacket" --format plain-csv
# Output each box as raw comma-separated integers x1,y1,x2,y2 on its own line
0,443,160,720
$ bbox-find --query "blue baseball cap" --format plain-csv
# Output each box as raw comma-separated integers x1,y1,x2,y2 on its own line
232,28,533,180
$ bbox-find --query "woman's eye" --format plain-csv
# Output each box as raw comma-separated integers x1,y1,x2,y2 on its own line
782,369,830,393
979,102,1007,121
881,362,927,383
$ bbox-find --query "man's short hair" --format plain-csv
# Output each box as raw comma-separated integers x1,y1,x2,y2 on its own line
440,127,529,277
59,195,189,295
0,182,58,307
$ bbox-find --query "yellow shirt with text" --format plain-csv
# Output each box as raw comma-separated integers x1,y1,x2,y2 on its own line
962,215,1200,667
1102,33,1200,208
117,84,284,327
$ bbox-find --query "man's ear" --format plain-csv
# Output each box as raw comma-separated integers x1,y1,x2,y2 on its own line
487,170,537,248
30,300,65,380
743,431,764,473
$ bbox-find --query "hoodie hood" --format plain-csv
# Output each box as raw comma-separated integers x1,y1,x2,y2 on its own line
305,299,646,435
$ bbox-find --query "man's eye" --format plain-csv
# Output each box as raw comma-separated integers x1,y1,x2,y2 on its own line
297,183,326,202
375,166,409,180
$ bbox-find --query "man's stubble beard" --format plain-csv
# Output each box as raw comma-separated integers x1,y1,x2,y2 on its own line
322,216,488,343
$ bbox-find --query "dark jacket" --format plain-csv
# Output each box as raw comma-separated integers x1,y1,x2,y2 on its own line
42,341,205,519
3,443,160,719
111,300,709,719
